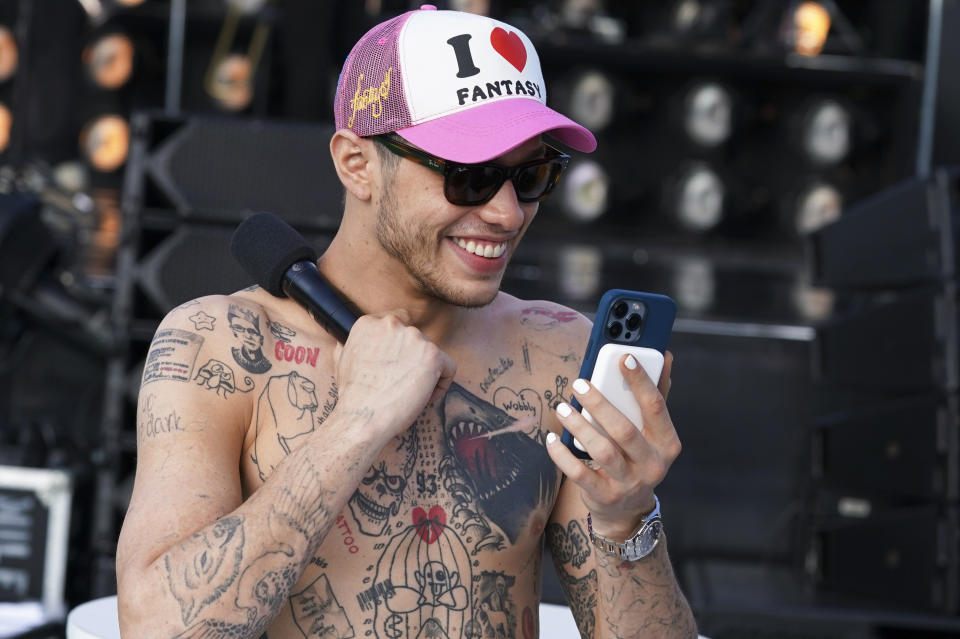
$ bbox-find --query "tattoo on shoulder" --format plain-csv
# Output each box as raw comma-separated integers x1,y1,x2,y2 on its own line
142,329,204,386
267,320,296,343
228,304,272,374
194,359,255,398
188,311,216,331
520,307,579,331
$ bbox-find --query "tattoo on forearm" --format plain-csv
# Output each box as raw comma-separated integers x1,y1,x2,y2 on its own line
546,520,590,569
142,329,203,386
165,516,246,625
554,566,597,638
194,359,255,398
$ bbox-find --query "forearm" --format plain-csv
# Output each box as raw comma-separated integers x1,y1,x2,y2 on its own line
593,536,697,639
121,420,380,638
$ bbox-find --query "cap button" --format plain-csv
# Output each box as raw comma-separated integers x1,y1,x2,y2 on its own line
420,4,437,9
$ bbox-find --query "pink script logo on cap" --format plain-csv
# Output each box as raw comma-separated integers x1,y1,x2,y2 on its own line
334,6,596,163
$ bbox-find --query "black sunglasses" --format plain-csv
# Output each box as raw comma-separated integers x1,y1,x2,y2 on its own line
374,134,570,206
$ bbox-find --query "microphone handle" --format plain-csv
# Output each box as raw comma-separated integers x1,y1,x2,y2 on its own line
282,261,356,343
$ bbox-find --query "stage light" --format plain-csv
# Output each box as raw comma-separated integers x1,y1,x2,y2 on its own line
208,54,253,111
791,1,831,56
558,245,602,301
79,115,129,172
791,278,835,321
449,0,490,15
795,182,842,235
567,70,616,133
560,159,609,223
802,100,851,165
225,0,268,14
0,26,18,83
684,81,733,148
0,102,11,154
672,163,725,232
83,33,134,89
672,257,715,314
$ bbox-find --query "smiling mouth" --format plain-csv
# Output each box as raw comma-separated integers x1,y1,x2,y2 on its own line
452,237,507,259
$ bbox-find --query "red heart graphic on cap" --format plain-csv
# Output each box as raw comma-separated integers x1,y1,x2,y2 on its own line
490,27,526,72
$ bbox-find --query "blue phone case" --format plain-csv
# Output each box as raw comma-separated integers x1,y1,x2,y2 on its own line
561,289,677,460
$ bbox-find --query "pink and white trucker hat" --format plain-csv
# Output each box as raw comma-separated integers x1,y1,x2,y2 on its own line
334,4,597,163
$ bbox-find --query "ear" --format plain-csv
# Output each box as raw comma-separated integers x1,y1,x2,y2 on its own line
330,129,376,202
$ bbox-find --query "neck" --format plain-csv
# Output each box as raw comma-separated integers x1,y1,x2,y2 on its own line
317,229,475,346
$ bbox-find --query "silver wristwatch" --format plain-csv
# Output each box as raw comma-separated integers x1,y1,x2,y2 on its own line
587,495,662,561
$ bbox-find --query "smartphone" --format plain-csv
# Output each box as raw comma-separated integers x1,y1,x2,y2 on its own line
561,289,676,460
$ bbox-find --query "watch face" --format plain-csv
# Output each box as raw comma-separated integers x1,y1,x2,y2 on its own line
633,519,663,558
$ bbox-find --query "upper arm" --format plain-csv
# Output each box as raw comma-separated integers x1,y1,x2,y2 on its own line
116,296,254,585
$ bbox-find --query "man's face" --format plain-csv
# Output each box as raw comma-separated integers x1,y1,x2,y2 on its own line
374,137,543,308
230,316,262,352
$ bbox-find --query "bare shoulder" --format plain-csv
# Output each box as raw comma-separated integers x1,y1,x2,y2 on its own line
492,292,591,345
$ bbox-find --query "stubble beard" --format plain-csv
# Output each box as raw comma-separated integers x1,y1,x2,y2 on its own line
375,182,501,309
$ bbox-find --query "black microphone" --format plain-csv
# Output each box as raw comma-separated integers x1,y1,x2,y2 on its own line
230,212,356,343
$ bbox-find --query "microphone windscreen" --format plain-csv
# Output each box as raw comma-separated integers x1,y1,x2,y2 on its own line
230,212,318,297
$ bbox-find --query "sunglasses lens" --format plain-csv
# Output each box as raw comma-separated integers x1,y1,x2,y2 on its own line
515,160,563,202
445,165,504,205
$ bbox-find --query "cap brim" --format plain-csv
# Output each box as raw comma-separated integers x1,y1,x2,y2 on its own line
395,98,597,163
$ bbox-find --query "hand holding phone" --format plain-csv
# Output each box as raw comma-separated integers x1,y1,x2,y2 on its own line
561,290,676,460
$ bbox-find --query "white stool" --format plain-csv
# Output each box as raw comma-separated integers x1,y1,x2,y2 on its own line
66,596,120,639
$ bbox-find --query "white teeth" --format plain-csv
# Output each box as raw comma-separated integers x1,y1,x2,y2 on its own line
455,238,507,259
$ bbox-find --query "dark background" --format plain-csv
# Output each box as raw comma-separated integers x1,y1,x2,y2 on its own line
0,1,959,637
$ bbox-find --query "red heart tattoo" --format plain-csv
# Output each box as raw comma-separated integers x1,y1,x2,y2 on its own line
490,27,527,72
412,506,446,544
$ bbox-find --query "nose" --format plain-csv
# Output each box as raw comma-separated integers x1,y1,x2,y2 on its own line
477,180,530,231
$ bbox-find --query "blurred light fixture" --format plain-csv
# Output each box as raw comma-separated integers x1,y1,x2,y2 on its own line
84,33,134,89
0,102,11,154
560,159,609,223
672,256,715,314
791,277,835,322
450,0,490,15
226,0,268,14
205,2,271,111
802,100,850,165
115,0,146,6
795,182,842,235
209,54,254,111
684,81,733,148
791,1,831,56
558,245,602,301
0,26,18,83
672,163,725,232
79,115,130,172
568,70,616,133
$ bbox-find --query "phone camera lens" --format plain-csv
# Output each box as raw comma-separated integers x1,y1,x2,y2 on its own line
626,313,642,332
607,321,623,339
612,301,628,319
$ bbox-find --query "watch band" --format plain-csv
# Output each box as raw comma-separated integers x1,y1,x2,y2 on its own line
587,495,662,562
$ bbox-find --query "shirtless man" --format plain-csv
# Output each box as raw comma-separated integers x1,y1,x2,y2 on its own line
116,6,697,638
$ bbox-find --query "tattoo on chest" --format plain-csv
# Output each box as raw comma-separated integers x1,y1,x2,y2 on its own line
478,357,513,394
251,371,338,481
267,319,296,343
542,375,570,410
289,573,356,638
